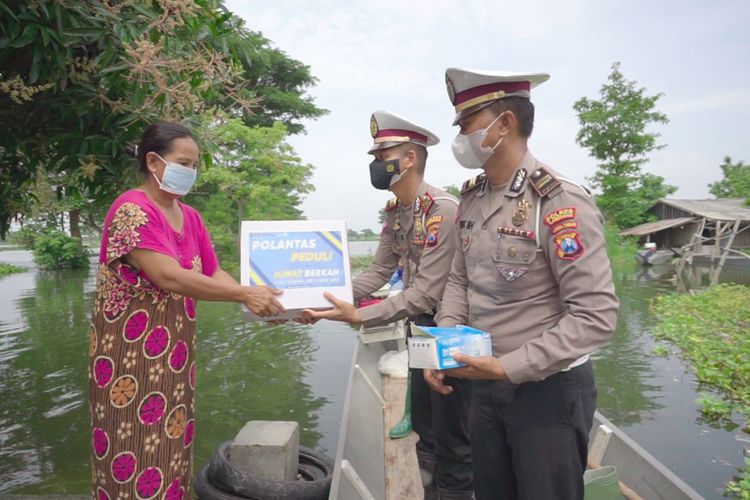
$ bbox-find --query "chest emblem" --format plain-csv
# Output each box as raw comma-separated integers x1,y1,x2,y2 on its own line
498,267,527,282
512,199,532,227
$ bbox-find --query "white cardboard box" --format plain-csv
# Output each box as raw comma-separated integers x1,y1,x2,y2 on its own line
408,325,493,370
240,220,353,320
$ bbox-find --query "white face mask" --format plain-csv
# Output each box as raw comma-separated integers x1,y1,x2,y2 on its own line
451,113,506,169
152,154,197,196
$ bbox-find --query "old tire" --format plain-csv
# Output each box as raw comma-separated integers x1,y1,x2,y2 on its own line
196,440,333,500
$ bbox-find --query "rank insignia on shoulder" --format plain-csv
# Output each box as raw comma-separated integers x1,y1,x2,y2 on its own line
385,198,399,211
544,207,576,226
529,166,561,198
421,192,435,213
555,231,584,260
461,174,486,194
510,168,528,193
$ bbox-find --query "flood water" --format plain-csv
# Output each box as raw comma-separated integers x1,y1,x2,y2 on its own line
0,243,748,498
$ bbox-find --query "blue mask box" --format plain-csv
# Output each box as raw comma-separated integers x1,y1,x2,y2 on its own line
408,325,493,370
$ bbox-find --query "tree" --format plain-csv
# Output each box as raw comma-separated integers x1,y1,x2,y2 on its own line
573,62,676,228
0,0,325,238
187,118,313,267
444,184,461,198
708,157,750,203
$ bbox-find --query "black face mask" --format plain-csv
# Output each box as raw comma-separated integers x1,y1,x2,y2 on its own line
369,158,400,190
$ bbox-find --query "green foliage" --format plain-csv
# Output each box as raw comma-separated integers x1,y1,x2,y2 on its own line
604,224,638,272
30,229,89,269
651,284,750,427
709,157,750,204
187,119,313,269
444,184,461,198
0,261,25,276
725,457,750,499
0,0,325,237
350,254,374,271
696,393,734,423
574,62,676,228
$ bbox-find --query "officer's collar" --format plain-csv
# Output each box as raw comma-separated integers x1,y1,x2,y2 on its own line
502,150,536,199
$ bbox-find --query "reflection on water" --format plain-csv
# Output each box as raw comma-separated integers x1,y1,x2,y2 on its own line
0,250,747,497
595,262,750,499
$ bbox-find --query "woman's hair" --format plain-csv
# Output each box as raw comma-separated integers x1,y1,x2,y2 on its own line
124,122,196,174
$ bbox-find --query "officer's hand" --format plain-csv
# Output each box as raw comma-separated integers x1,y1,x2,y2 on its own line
424,369,453,395
301,292,362,326
443,354,507,380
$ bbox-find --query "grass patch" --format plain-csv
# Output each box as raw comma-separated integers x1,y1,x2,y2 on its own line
651,284,750,426
604,224,638,271
0,262,25,276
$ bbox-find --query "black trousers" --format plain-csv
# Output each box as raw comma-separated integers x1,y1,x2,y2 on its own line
409,315,473,495
469,361,597,500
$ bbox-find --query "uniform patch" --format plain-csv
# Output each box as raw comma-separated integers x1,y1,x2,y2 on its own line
529,167,561,197
462,234,472,251
425,215,443,248
498,267,527,282
551,221,578,235
460,219,475,230
512,199,532,227
497,226,535,240
510,168,528,193
544,207,576,226
555,231,584,260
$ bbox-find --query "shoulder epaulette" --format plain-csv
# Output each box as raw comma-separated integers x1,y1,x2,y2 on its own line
529,166,561,198
461,174,486,195
420,192,435,214
385,197,399,211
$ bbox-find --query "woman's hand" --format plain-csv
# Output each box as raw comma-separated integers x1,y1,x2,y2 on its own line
240,286,285,317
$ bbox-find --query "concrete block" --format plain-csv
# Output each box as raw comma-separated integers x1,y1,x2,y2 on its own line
230,420,299,481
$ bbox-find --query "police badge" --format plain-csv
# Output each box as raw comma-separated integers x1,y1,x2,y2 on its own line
370,114,379,137
512,199,532,227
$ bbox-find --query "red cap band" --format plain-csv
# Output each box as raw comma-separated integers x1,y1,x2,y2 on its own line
454,81,531,107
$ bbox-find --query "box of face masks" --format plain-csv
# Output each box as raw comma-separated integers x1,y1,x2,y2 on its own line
240,220,353,320
407,325,493,370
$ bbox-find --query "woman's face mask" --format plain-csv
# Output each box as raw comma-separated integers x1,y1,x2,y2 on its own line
152,154,197,196
451,112,506,169
369,157,402,190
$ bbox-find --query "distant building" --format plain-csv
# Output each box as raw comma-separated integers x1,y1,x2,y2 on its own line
619,198,750,251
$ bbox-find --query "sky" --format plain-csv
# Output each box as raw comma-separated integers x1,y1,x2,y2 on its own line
225,0,750,231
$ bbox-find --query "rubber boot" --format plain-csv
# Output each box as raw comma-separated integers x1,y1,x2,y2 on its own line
584,466,620,500
389,371,412,439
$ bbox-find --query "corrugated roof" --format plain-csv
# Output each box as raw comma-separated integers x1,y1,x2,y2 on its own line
656,198,750,222
619,217,698,237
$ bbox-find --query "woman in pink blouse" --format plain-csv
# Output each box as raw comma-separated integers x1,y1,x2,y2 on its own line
88,122,282,499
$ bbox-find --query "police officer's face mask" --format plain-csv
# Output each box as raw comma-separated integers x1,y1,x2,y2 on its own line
369,157,401,190
451,112,506,169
